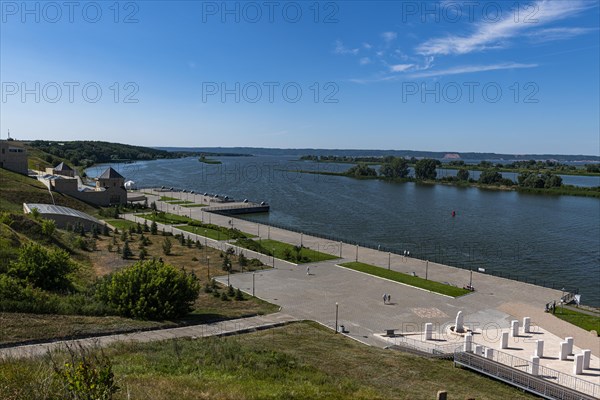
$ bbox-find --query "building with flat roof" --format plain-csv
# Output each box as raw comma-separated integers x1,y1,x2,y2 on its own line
23,203,102,231
0,139,28,175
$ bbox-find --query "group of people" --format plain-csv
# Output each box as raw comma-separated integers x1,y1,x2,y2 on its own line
382,293,392,304
403,250,411,257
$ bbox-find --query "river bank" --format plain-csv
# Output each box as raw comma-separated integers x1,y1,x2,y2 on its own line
284,169,600,198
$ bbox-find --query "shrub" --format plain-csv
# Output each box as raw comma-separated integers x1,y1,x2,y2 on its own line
41,219,56,237
162,238,172,255
52,347,119,400
150,221,158,235
139,248,147,260
9,242,76,292
121,240,133,259
95,259,200,320
234,288,244,301
239,252,248,267
74,237,88,251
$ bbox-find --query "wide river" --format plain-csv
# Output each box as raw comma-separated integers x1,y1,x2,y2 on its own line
87,156,600,306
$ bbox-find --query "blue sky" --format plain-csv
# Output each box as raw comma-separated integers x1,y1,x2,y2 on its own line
1,0,599,154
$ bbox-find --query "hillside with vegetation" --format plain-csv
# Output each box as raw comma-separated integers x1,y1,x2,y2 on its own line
26,140,196,169
0,167,273,345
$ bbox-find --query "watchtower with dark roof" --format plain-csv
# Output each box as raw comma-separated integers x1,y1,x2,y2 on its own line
53,162,75,177
95,167,126,205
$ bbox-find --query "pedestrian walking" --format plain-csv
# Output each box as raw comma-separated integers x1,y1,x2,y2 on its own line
387,294,391,304
383,293,387,304
306,266,310,275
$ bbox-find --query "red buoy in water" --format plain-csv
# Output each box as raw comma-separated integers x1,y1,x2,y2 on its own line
451,210,456,217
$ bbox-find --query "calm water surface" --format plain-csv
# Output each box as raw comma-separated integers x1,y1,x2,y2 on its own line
88,156,600,306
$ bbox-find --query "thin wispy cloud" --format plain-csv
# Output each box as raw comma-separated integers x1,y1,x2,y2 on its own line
381,31,398,42
389,64,415,72
408,62,538,78
360,57,372,65
529,27,598,42
334,40,359,55
417,0,594,56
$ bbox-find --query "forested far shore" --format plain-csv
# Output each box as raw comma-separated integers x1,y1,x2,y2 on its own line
299,155,600,177
289,157,600,198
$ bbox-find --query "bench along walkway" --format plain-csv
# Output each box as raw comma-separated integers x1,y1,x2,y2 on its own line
0,313,297,360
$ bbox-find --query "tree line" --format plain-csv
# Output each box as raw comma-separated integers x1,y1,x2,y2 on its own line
29,140,195,168
344,157,565,188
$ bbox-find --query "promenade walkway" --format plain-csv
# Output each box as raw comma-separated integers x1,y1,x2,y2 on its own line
133,189,596,358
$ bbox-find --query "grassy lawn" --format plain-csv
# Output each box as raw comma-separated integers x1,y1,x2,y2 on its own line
553,307,600,335
138,212,193,225
179,224,240,241
235,238,338,264
339,262,470,297
181,203,208,208
159,196,179,201
165,200,194,205
104,219,138,231
0,322,536,400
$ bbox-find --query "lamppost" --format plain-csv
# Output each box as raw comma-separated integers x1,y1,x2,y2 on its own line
469,267,473,289
207,256,210,280
426,260,429,280
335,302,339,334
227,263,231,286
300,233,303,247
272,248,275,268
339,241,342,258
268,225,270,240
355,244,358,262
388,252,391,270
252,272,255,297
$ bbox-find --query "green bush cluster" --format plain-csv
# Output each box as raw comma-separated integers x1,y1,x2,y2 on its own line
518,171,563,188
95,259,200,320
8,242,76,293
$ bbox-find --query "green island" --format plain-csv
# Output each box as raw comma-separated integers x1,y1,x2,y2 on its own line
339,262,471,297
235,238,338,264
198,154,222,164
289,156,600,198
299,155,600,177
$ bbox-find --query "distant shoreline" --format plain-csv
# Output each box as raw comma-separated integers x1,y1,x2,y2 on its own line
284,169,600,199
